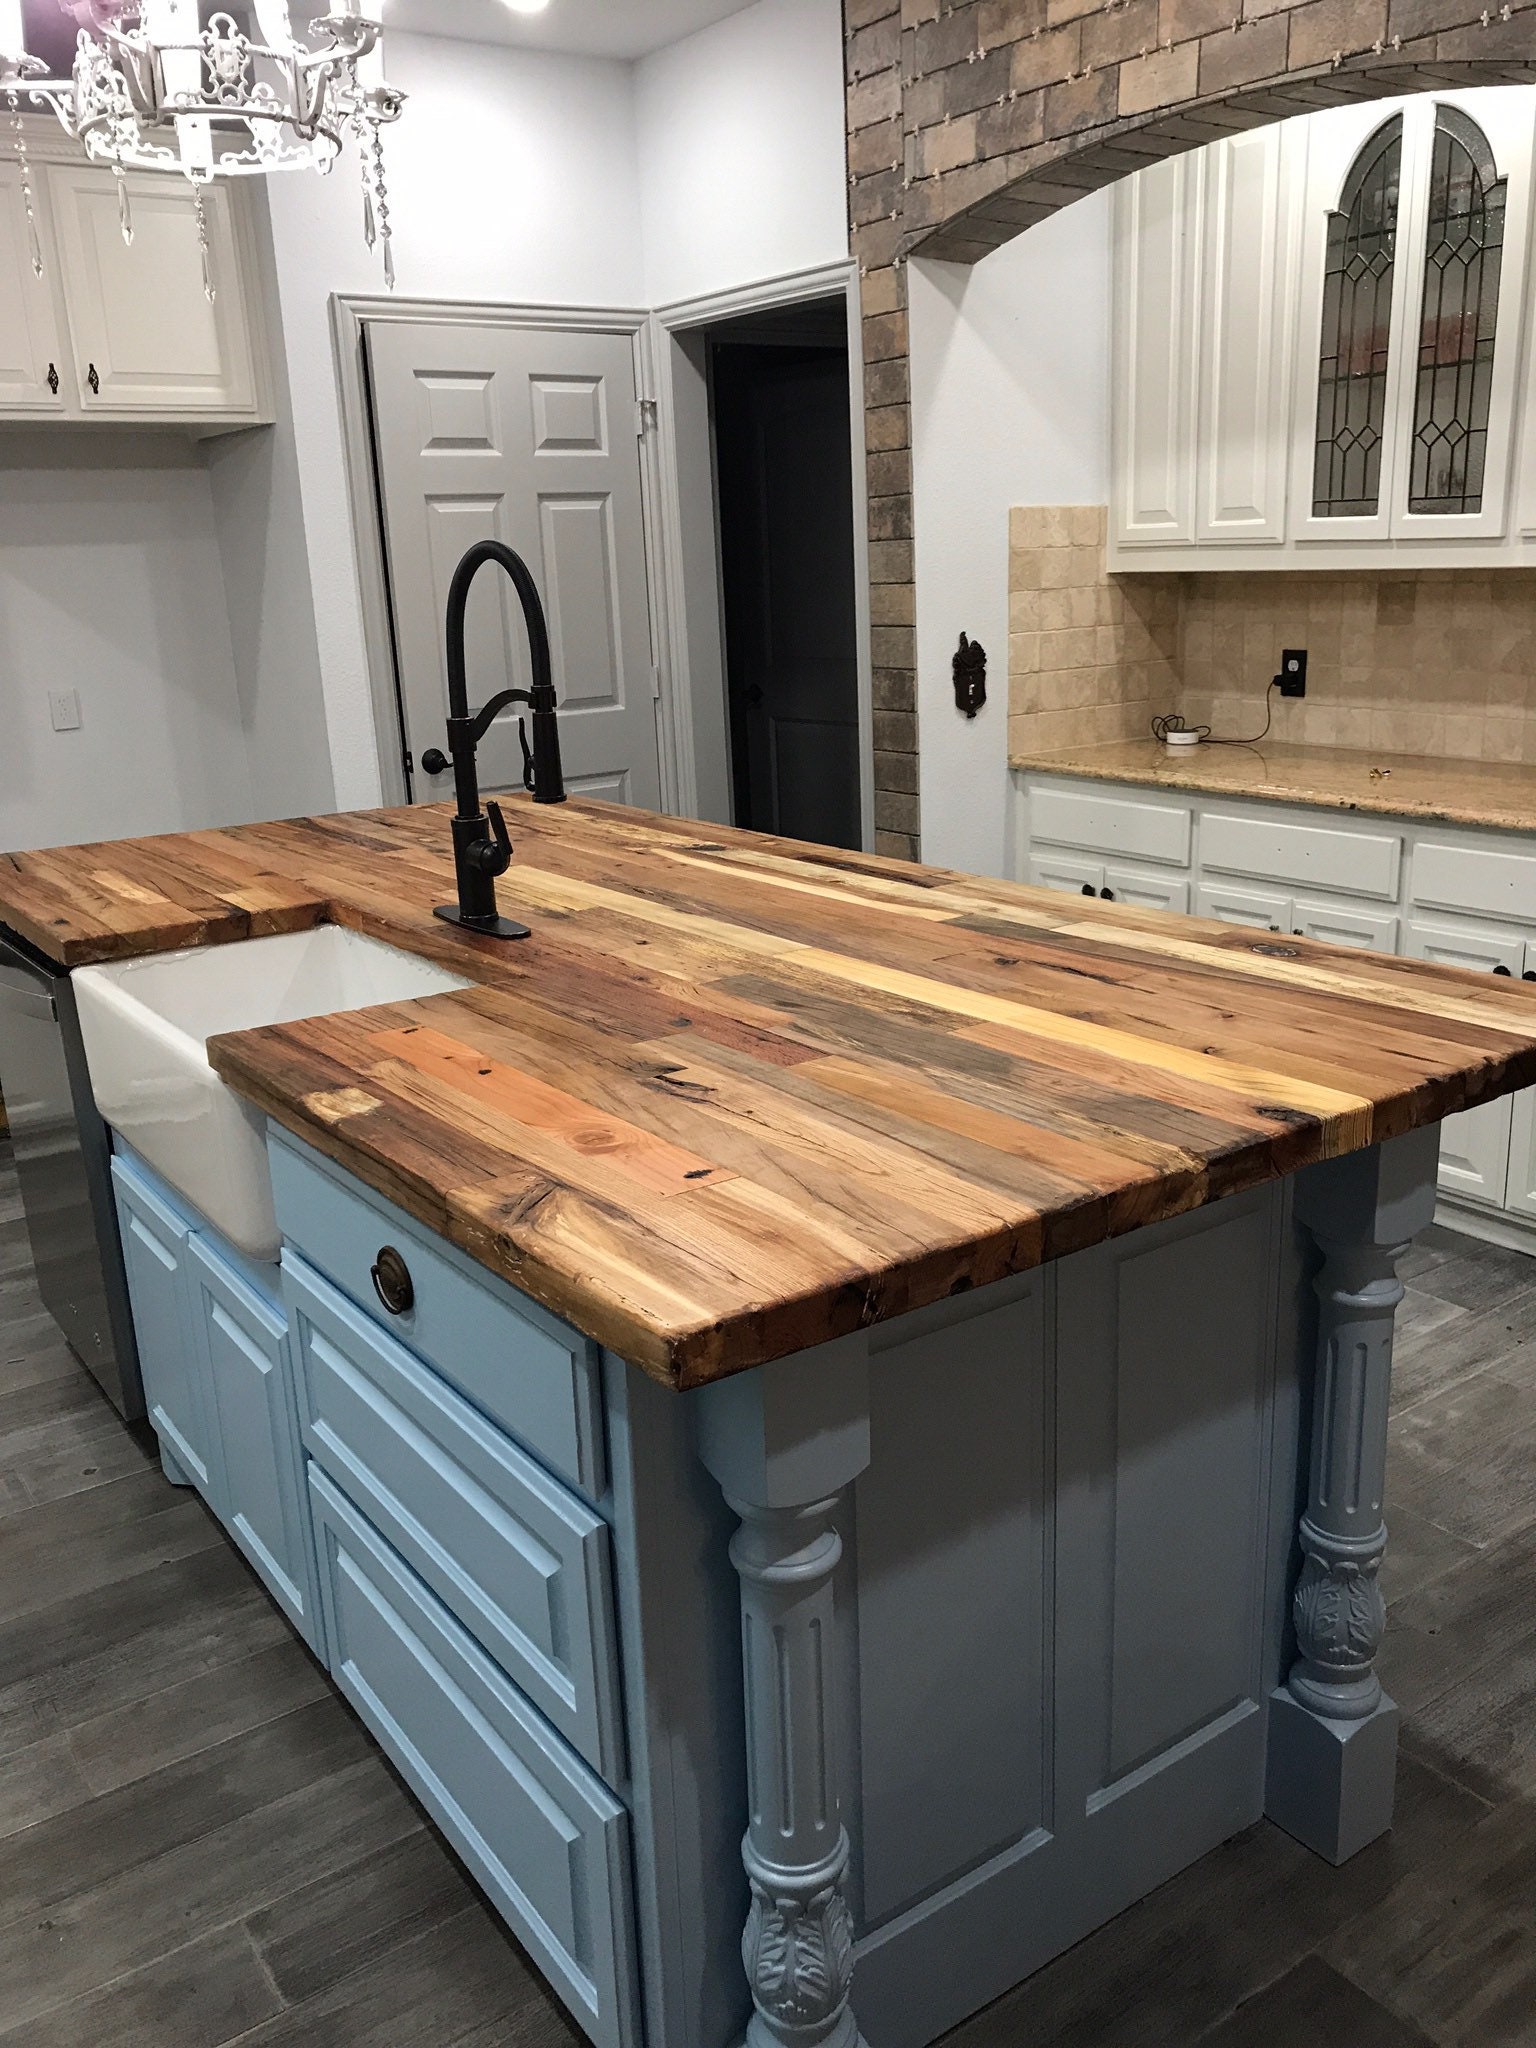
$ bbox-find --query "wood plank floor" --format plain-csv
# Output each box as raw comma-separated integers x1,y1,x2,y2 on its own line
1,1140,1533,2045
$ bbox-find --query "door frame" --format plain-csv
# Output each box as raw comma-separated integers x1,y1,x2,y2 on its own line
650,260,875,850
330,293,670,811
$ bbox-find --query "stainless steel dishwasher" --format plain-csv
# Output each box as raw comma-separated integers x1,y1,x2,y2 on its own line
0,926,144,1420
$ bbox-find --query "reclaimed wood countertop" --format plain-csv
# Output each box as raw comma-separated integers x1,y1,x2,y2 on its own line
5,799,1536,1388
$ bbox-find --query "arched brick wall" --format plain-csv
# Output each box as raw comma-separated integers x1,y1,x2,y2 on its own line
847,0,1536,860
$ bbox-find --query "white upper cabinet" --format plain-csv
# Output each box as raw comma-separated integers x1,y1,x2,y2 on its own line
1111,87,1536,569
0,126,270,430
0,161,73,413
1112,150,1202,547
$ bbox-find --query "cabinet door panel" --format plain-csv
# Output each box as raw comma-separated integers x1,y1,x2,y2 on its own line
1113,152,1201,547
1199,125,1295,543
1291,898,1399,953
1405,918,1521,1207
110,1154,218,1498
46,165,257,416
188,1233,320,1650
1101,865,1190,914
1028,852,1104,898
1507,1089,1536,1222
0,163,71,413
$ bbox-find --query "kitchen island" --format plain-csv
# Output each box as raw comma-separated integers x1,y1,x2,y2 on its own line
4,797,1536,2048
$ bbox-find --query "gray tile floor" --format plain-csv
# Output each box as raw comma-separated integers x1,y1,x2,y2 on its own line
1,1143,1533,2045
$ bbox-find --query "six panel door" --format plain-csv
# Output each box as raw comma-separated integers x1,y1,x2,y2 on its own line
368,318,662,811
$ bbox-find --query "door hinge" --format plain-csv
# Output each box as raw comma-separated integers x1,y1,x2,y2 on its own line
403,750,414,777
636,396,658,438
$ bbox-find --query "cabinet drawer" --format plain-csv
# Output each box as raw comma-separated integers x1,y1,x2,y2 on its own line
1412,840,1536,926
1029,785,1192,866
287,1253,624,1782
309,1468,640,2048
1200,811,1401,901
270,1136,604,1501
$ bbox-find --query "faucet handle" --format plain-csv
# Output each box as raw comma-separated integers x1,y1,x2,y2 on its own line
483,799,514,877
518,719,536,794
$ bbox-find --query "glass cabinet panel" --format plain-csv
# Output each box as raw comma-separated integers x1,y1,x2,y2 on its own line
1408,106,1507,515
1312,114,1403,518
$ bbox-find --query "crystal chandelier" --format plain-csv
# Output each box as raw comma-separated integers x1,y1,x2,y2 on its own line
0,2,406,291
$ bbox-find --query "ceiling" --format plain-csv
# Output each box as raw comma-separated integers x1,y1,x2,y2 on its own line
380,0,758,58
17,0,760,72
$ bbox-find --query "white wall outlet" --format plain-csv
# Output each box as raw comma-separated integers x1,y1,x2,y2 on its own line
49,689,82,732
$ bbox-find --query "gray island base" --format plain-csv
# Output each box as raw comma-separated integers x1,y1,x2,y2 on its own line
613,1123,1442,2048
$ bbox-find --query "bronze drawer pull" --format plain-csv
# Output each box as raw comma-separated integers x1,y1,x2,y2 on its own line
371,1245,415,1316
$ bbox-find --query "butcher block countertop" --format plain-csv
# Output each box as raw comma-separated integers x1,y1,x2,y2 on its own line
5,800,1536,1389
1010,737,1536,833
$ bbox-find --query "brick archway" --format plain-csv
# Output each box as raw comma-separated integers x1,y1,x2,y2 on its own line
846,0,1536,860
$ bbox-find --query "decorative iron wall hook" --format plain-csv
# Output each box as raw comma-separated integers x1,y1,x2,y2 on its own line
953,632,986,719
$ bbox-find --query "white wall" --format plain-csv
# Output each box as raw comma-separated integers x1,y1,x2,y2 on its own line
909,190,1113,879
636,0,850,307
0,435,257,853
265,33,646,811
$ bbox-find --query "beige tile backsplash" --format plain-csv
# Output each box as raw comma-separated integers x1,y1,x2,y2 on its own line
1008,509,1536,765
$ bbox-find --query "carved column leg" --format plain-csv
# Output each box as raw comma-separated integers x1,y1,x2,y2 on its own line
1266,1126,1439,1866
696,1337,871,2048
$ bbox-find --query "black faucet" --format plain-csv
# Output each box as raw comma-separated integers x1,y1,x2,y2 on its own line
421,540,567,941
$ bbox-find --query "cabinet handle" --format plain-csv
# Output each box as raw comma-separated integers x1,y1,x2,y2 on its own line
1080,882,1097,897
1494,963,1513,977
87,362,99,396
1524,970,1536,983
370,1245,415,1316
1100,887,1115,902
46,362,58,395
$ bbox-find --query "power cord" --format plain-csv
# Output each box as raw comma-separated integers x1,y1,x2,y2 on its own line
1151,679,1277,750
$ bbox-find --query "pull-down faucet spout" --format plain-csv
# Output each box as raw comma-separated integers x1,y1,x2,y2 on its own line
424,540,568,940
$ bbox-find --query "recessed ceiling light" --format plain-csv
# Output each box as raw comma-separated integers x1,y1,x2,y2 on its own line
504,0,552,13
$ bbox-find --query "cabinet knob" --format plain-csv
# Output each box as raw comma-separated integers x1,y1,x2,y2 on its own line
370,1245,415,1316
1100,887,1115,901
1494,963,1513,977
1080,882,1096,897
87,363,99,396
46,362,58,396
1525,970,1536,983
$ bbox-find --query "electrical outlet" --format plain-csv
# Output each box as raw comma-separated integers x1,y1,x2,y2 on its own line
49,689,82,732
1277,649,1308,699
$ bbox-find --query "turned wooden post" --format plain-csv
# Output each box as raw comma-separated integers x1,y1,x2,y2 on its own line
696,1335,871,2048
1266,1124,1439,1865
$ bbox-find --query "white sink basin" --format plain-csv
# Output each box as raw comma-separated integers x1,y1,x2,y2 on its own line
75,928,471,1261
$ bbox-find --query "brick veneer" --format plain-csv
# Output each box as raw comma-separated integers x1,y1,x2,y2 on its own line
845,0,1536,861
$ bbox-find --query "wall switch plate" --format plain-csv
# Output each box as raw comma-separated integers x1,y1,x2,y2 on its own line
49,688,82,732
1277,650,1308,699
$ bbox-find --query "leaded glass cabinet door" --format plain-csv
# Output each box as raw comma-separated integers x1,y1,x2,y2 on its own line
1289,102,1416,544
1390,89,1534,542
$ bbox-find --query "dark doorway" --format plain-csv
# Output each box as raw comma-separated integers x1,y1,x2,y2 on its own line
709,300,862,850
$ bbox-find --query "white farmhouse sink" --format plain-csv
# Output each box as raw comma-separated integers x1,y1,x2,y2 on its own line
75,928,470,1261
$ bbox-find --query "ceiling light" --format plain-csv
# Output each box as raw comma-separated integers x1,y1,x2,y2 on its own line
0,3,407,290
504,0,552,14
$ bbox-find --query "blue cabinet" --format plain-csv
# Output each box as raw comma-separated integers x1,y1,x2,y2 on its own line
186,1234,322,1653
110,1153,218,1499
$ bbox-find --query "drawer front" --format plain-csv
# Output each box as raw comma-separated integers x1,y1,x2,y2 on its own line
110,1152,219,1500
1029,785,1192,867
270,1136,604,1501
1102,864,1191,914
187,1232,320,1652
1195,880,1291,932
1028,852,1104,897
1413,840,1536,925
287,1253,624,1782
1291,898,1399,954
1200,811,1401,901
309,1468,641,2048
1405,917,1526,978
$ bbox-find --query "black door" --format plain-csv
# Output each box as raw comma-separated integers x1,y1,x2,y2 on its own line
711,335,861,850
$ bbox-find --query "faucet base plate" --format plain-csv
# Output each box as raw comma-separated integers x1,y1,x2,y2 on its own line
432,905,532,942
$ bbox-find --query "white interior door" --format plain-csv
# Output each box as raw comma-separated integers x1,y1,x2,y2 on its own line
368,318,662,812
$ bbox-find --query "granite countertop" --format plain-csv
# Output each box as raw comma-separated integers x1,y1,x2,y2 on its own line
1010,738,1536,832
4,799,1536,1388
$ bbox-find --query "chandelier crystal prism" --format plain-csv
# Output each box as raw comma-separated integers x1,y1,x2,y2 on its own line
0,1,406,288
